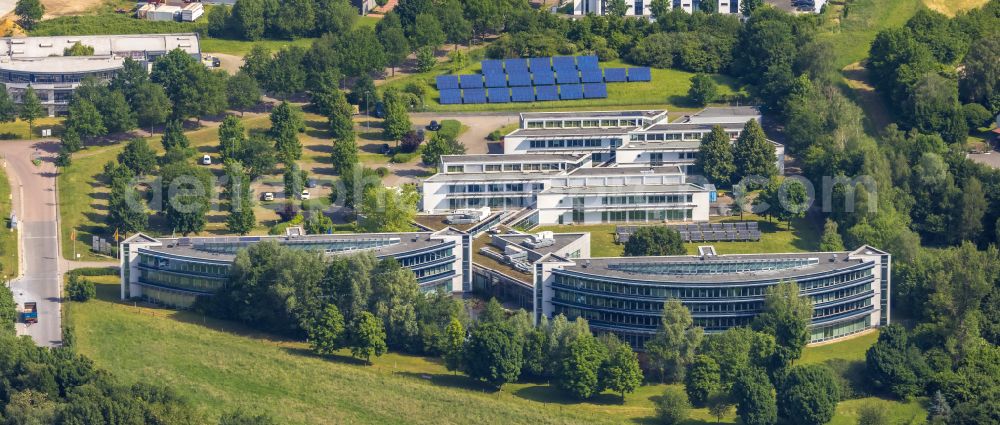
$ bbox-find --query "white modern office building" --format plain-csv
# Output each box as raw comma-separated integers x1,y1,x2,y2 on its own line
504,107,784,174
0,33,201,116
421,153,712,225
573,0,739,16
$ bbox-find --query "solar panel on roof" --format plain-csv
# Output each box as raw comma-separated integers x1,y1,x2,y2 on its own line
556,68,579,84
508,71,532,86
485,73,507,88
439,89,462,104
583,83,607,99
552,56,576,69
511,86,535,102
487,87,510,103
576,55,599,70
535,85,558,101
560,84,583,100
503,58,527,72
460,74,484,88
481,59,503,74
463,88,487,104
435,75,459,90
532,70,555,86
529,57,551,72
627,67,651,82
580,69,603,83
603,68,627,82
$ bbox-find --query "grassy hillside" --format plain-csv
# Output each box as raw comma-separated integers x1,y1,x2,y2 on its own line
0,166,17,279
69,280,926,425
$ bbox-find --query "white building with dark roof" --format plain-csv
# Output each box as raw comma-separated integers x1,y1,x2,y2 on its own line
0,33,201,115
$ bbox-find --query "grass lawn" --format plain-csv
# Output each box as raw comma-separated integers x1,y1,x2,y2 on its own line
58,143,122,261
922,0,990,16
31,4,207,37
0,166,17,279
817,0,925,70
201,37,318,57
536,214,822,258
0,117,65,140
384,57,741,113
801,330,879,364
69,281,925,424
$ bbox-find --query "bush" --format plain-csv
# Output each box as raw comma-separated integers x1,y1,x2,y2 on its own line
962,103,992,130
656,387,691,425
399,130,424,153
65,274,96,302
376,167,390,177
70,267,118,277
488,129,504,141
0,132,20,140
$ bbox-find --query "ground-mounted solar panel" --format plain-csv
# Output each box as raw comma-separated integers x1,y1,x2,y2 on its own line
511,86,535,102
488,87,511,103
580,69,604,83
504,58,528,73
532,70,555,86
583,83,607,99
463,88,487,104
460,74,484,88
485,72,507,88
560,84,583,100
535,85,558,101
508,71,533,87
552,56,576,69
556,68,580,84
576,55,599,70
529,57,551,72
481,59,503,74
439,89,462,104
627,67,651,82
436,75,459,90
603,68,627,82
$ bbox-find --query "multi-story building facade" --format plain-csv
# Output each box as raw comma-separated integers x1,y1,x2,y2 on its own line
0,33,201,116
504,107,785,174
533,245,891,348
573,0,739,16
119,230,472,308
421,154,712,225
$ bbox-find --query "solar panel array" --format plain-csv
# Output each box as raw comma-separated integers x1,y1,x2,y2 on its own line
614,222,762,244
436,55,652,104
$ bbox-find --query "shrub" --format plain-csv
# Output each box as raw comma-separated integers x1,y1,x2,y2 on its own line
399,130,424,153
962,103,992,130
376,167,390,177
66,274,96,302
487,129,504,141
655,387,691,425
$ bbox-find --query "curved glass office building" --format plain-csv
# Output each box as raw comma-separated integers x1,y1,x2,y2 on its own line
534,246,890,348
120,231,471,309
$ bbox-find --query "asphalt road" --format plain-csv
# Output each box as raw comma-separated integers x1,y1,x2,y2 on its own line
2,139,63,347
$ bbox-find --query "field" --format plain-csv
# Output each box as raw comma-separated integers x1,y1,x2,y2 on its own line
817,0,925,70
536,214,822,258
384,58,742,113
0,165,17,279
68,280,926,425
0,117,64,139
922,0,990,16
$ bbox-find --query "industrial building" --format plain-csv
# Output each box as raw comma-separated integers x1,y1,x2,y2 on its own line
136,1,205,22
0,33,201,116
119,230,472,308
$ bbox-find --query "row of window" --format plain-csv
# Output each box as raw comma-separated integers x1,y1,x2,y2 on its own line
553,290,764,314
810,317,870,343
396,248,453,268
800,269,872,291
630,131,740,142
529,139,608,149
601,194,693,205
448,183,544,194
139,269,225,294
525,119,642,129
813,298,871,320
139,285,201,309
599,209,692,222
447,196,530,209
811,282,871,305
413,263,454,280
139,253,230,277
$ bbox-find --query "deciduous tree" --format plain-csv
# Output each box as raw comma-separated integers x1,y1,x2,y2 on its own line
752,280,812,371
225,161,256,235
624,226,685,257
349,311,387,364
646,299,703,382
307,304,346,356
688,74,719,106
733,119,777,183
18,87,45,138
696,126,735,187
655,387,691,425
462,322,523,390
776,365,839,425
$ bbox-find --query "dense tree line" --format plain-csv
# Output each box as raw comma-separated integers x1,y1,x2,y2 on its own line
209,0,359,41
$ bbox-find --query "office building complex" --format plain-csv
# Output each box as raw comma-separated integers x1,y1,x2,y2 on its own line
421,153,712,225
119,230,471,309
0,33,201,116
573,0,740,16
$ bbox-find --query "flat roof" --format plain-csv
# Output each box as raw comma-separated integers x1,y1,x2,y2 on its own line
0,56,125,73
689,106,761,119
561,251,871,283
520,110,665,120
0,33,200,58
494,233,587,258
441,153,586,163
507,127,634,138
643,122,747,132
618,141,703,150
424,171,559,182
142,232,453,262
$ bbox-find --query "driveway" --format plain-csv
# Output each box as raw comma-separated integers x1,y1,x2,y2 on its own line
411,112,520,155
1,139,63,347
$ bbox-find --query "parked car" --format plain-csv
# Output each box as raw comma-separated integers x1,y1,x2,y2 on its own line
373,102,385,118
381,143,391,155
427,120,441,131
306,179,317,188
300,190,311,200
262,192,275,202
202,154,212,165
